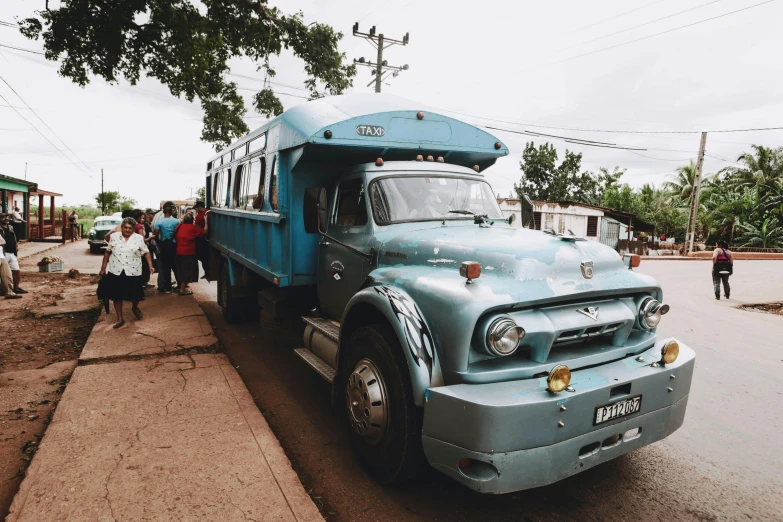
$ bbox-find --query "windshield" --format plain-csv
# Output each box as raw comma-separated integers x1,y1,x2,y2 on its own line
370,176,503,224
95,219,121,227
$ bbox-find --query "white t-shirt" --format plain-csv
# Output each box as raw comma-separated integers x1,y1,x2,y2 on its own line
105,233,149,276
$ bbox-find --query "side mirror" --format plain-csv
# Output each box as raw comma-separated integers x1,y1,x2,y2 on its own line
507,213,516,226
303,187,328,234
520,194,534,228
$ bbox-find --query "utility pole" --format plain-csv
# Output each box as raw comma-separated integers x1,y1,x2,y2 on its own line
24,162,27,180
687,132,708,254
352,23,410,93
101,168,105,216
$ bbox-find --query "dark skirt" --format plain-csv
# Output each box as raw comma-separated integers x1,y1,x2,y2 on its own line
176,255,199,283
105,271,143,302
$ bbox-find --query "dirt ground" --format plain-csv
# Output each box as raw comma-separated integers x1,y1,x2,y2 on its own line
741,302,783,315
0,271,100,519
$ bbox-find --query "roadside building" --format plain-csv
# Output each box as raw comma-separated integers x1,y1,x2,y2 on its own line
0,174,36,240
497,198,654,252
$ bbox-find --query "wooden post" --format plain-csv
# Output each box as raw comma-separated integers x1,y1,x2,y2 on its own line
23,192,29,240
687,132,708,254
50,196,55,227
62,209,67,243
38,194,44,240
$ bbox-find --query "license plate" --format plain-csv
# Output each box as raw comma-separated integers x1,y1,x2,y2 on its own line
594,395,642,425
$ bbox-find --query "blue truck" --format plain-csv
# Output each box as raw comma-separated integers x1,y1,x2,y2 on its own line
204,94,694,493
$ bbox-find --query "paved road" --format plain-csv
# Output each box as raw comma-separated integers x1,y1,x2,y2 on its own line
176,259,782,519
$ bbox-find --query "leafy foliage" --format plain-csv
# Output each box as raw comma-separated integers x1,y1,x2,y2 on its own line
19,0,356,150
95,191,136,213
513,142,622,202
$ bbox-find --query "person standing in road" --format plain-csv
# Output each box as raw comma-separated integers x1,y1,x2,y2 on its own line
193,201,210,279
0,214,26,295
154,202,180,293
712,240,733,300
174,213,205,295
98,217,155,328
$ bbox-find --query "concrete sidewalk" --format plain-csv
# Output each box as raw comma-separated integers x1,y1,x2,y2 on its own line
7,291,323,522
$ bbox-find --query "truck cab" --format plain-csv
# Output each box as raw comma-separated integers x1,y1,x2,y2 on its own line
205,94,695,493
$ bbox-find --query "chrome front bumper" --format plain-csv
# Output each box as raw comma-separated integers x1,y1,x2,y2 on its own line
421,338,695,493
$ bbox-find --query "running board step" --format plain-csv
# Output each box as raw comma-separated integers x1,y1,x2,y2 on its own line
293,348,336,384
302,316,340,342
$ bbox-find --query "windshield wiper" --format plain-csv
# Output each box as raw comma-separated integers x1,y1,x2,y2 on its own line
447,210,475,216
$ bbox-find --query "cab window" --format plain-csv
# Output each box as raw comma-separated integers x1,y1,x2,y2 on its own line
335,178,367,227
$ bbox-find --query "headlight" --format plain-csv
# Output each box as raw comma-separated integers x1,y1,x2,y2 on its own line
486,318,525,356
661,340,679,364
547,365,571,392
639,298,669,329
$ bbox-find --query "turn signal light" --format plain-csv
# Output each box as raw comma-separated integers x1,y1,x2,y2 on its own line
437,156,444,163
459,261,481,282
426,155,434,162
547,365,571,393
415,155,423,161
661,340,679,365
472,165,480,172
375,158,384,166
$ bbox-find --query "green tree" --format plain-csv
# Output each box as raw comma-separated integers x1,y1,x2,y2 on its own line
663,160,698,202
19,0,356,150
195,187,206,202
513,142,621,203
737,218,783,248
95,191,136,213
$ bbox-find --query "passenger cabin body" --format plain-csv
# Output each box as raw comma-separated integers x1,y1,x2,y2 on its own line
204,94,507,288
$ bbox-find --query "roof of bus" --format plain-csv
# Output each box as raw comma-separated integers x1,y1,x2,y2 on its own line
208,94,509,169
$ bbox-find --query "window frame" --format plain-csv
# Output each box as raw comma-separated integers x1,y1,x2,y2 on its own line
333,177,369,228
586,215,599,237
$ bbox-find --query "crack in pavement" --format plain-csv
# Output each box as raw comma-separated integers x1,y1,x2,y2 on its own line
104,440,133,522
164,372,188,416
226,494,258,522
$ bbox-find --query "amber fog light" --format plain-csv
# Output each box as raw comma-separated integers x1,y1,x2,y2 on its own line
661,340,679,365
547,365,571,393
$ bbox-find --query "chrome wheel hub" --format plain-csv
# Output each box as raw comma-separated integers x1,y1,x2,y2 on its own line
346,358,388,446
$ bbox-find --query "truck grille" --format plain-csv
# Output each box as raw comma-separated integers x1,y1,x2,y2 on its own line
554,322,625,344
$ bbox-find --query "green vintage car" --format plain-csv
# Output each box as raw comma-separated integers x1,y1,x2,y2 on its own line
87,216,121,254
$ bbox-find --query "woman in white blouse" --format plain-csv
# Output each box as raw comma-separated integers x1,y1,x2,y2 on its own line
99,217,155,328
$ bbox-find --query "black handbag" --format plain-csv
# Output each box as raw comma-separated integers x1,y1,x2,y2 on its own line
713,249,733,275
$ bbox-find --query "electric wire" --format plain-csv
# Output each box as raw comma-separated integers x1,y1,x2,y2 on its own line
548,0,778,67
0,73,94,176
0,43,45,55
0,90,92,176
559,0,726,52
574,0,671,32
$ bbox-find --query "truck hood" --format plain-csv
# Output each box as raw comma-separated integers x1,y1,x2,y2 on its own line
374,224,659,305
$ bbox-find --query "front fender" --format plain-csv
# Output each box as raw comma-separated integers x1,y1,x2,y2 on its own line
341,285,444,406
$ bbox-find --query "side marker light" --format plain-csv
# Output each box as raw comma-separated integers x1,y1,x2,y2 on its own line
547,365,571,393
661,340,679,365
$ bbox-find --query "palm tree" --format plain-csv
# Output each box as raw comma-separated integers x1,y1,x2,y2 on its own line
732,145,783,189
737,218,783,249
664,161,697,202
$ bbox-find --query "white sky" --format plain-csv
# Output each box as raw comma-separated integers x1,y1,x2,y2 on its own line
1,0,782,208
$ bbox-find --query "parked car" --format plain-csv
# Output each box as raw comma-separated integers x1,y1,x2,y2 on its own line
87,216,121,254
203,94,694,494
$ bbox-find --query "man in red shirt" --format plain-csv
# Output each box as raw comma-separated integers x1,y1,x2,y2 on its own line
193,201,210,280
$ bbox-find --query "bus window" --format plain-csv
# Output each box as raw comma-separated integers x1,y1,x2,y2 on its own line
213,170,228,208
269,155,279,213
247,156,266,210
232,164,246,208
248,133,266,154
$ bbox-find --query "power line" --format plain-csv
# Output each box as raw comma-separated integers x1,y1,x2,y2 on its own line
236,86,310,99
0,43,45,55
0,91,92,176
559,0,726,52
228,72,309,91
574,0,671,32
0,73,94,176
548,0,778,67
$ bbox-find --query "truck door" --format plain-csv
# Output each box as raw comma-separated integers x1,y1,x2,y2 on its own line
318,178,371,320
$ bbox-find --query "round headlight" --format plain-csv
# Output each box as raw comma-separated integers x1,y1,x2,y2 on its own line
547,365,571,393
639,298,664,329
661,340,679,364
486,318,525,356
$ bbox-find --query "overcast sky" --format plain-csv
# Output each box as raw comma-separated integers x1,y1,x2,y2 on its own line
1,0,782,209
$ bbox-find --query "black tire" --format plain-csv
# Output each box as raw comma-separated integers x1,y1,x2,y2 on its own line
89,246,100,255
218,262,243,323
343,324,424,484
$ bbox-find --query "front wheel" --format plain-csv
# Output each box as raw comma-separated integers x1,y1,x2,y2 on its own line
218,262,243,323
343,324,423,484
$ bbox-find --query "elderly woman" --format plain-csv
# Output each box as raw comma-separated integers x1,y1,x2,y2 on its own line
98,217,155,328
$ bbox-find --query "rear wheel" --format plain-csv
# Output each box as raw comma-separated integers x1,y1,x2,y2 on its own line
343,324,423,484
218,262,243,323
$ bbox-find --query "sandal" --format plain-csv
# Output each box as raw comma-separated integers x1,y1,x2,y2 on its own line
113,320,125,329
179,290,193,296
132,307,143,320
